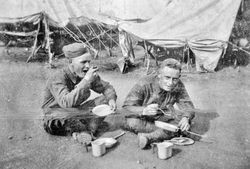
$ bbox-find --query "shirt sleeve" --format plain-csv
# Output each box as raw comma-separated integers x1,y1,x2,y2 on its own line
48,73,91,108
123,83,145,107
91,75,117,101
175,81,195,120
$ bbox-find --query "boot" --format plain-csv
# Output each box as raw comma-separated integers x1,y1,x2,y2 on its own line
138,129,173,149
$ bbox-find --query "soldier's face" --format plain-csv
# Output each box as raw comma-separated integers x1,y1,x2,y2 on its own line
71,54,91,78
158,67,180,91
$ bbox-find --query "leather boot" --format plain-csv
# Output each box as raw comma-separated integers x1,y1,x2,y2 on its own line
138,129,173,149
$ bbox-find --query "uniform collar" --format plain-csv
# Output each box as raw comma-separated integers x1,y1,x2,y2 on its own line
64,66,79,84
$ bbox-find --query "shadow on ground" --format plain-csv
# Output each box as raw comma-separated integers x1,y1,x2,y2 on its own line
191,110,219,135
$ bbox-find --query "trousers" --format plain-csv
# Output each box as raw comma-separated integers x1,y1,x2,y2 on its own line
43,96,110,136
122,110,189,142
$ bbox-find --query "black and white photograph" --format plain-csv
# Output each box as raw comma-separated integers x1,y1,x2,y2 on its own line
0,0,249,168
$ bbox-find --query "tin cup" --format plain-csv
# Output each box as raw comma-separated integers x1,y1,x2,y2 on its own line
156,142,173,160
91,140,106,157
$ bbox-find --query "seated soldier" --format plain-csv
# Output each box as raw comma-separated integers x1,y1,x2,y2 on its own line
42,52,117,136
123,58,195,149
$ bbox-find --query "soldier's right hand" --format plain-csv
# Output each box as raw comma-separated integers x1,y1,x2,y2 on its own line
142,104,158,116
84,66,98,82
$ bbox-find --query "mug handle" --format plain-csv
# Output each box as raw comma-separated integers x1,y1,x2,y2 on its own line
84,142,89,152
151,143,157,154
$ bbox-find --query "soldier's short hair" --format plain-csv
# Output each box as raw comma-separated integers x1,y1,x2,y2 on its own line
159,58,182,71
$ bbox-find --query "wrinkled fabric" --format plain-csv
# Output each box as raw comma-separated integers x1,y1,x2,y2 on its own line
123,75,195,119
0,0,169,24
42,66,117,111
119,30,135,63
119,0,241,71
42,66,117,135
43,95,109,136
0,0,241,71
189,40,227,71
120,0,241,43
62,43,87,59
122,75,195,142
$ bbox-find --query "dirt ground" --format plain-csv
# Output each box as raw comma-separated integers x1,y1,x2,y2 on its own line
0,47,249,169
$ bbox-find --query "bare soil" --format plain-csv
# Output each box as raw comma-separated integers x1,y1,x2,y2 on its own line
0,47,249,169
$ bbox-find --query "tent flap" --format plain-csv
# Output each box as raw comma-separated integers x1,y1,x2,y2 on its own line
0,0,242,71
189,40,227,71
119,0,241,70
119,0,241,43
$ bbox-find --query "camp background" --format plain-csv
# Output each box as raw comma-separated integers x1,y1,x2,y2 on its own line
0,0,250,169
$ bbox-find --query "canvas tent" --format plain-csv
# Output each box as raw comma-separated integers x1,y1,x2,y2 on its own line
0,0,243,71
0,0,122,63
119,0,242,71
0,0,169,24
0,12,59,63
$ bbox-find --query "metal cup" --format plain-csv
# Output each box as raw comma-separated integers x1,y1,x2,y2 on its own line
91,140,106,157
156,142,173,160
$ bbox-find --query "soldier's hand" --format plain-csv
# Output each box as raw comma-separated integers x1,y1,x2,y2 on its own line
84,66,98,82
178,117,190,131
142,104,158,116
108,99,117,111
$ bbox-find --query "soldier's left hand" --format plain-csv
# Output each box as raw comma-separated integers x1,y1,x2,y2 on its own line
108,99,117,111
178,117,190,131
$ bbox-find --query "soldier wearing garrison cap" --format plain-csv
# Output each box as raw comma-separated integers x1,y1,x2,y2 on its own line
42,44,117,136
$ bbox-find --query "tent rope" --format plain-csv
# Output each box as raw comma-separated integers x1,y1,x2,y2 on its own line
85,23,108,49
227,41,250,56
71,23,96,50
63,26,92,49
64,26,82,41
63,27,81,42
82,29,116,46
95,24,119,46
63,26,98,55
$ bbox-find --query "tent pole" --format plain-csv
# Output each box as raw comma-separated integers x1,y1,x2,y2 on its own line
43,14,53,65
182,46,186,71
147,46,158,67
26,20,40,63
187,45,191,72
143,40,150,74
182,46,185,63
241,0,245,13
99,38,101,51
110,29,113,48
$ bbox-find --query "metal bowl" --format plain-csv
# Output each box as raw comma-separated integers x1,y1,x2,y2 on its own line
92,104,114,117
94,137,117,148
